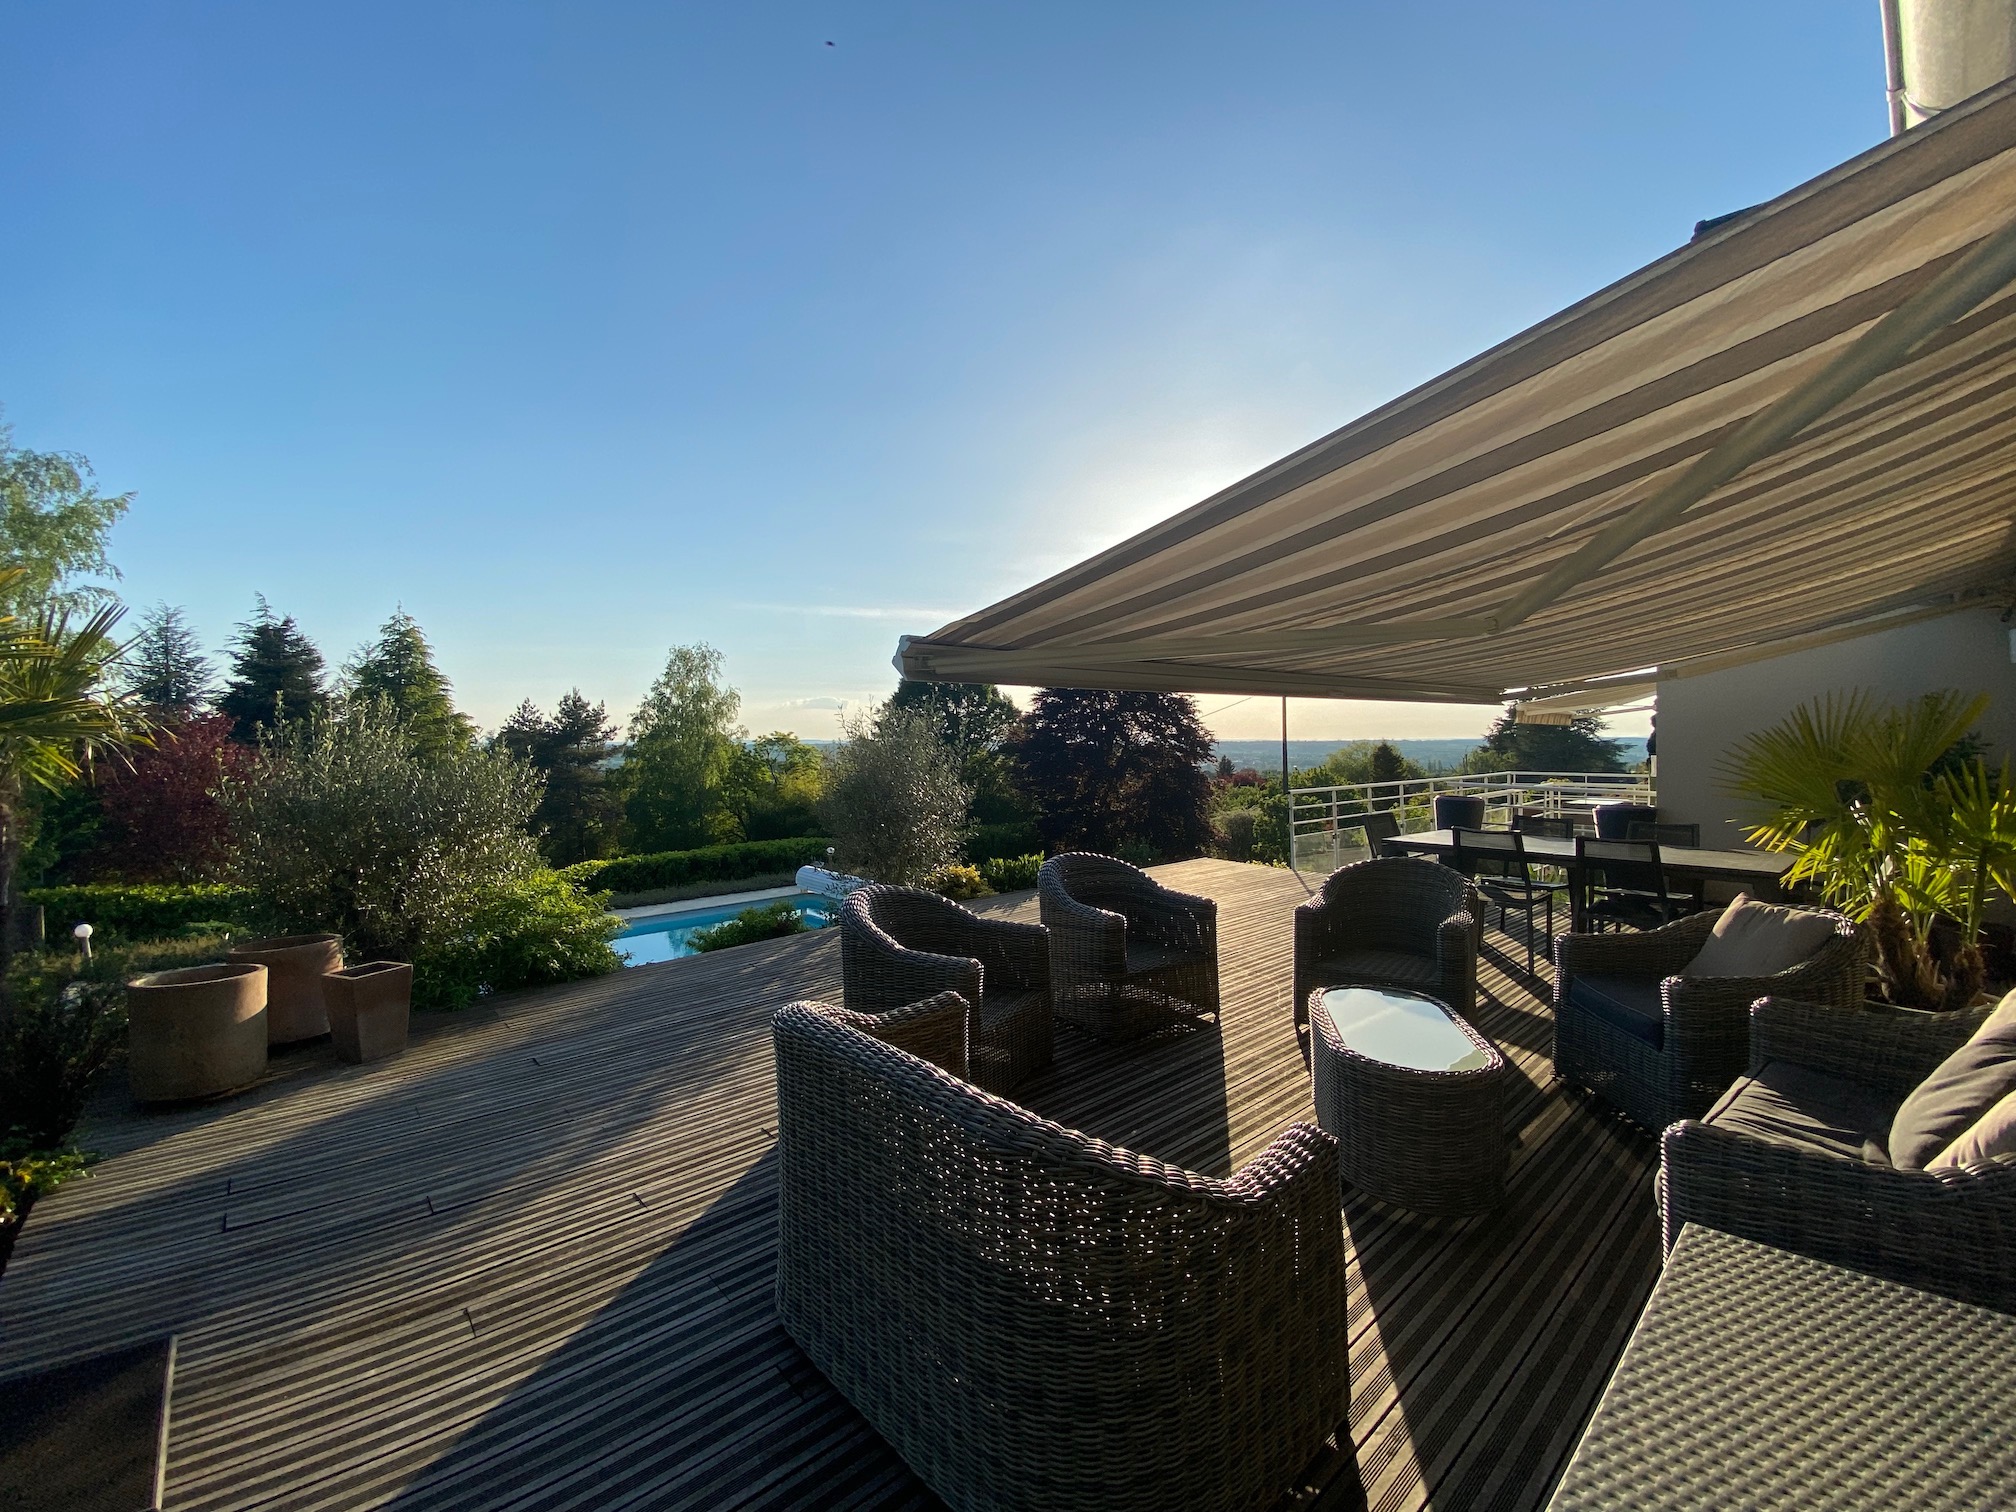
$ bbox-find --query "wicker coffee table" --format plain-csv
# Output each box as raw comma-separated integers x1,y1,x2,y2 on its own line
1307,985,1509,1216
1546,1225,2016,1510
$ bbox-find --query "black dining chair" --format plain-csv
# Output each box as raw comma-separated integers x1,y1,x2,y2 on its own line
1454,827,1564,977
1514,814,1576,840
1576,837,1688,933
1354,809,1403,858
1625,822,1706,914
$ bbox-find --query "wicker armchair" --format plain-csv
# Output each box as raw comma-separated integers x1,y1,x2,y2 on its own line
773,1000,1350,1512
1553,906,1865,1133
1662,996,2016,1313
1037,854,1219,1041
1292,857,1478,1048
840,884,1052,1094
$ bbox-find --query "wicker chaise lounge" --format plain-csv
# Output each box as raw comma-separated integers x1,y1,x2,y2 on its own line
773,997,1350,1512
1662,995,2016,1313
839,884,1053,1094
1292,857,1477,1049
1553,905,1863,1132
1038,854,1219,1040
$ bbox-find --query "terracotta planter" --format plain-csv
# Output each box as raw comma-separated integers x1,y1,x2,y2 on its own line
127,962,268,1102
227,934,342,1044
324,962,413,1064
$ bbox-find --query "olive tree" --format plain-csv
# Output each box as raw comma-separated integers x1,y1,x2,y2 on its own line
816,707,971,886
223,697,618,1005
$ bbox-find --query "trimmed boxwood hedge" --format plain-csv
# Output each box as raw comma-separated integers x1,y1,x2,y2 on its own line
561,837,833,896
24,883,255,940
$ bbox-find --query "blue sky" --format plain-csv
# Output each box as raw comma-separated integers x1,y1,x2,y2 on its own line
1,2,1882,742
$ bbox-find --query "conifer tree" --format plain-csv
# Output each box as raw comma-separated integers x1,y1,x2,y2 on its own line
126,603,213,715
218,597,328,742
495,690,622,865
345,609,475,757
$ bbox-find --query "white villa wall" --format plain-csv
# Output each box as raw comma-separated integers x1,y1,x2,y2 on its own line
1655,607,2016,847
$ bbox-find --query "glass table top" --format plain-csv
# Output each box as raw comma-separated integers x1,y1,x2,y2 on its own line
1320,987,1491,1073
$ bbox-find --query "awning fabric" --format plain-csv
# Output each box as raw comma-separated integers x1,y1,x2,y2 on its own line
897,81,2016,705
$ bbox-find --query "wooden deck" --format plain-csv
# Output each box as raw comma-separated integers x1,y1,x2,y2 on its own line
0,860,1660,1511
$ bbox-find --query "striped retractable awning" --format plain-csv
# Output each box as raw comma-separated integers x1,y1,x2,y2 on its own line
896,80,2016,705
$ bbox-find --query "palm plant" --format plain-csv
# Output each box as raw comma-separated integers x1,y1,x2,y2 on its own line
1724,689,2016,1011
0,568,150,1001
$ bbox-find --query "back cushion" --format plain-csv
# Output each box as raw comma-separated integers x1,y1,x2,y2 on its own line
1890,993,2016,1170
1682,894,1840,980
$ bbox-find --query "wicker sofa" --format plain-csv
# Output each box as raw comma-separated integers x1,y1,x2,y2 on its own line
839,884,1053,1094
773,997,1350,1512
1037,854,1219,1041
1662,995,2016,1314
1552,906,1864,1133
1292,857,1478,1048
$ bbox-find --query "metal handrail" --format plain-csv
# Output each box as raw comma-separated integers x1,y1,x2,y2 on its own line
1287,770,1654,873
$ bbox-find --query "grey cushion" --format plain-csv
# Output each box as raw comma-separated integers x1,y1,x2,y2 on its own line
1682,894,1839,979
1704,1059,1897,1164
1929,1087,2016,1170
1566,973,1665,1050
1310,948,1440,991
1889,995,2016,1170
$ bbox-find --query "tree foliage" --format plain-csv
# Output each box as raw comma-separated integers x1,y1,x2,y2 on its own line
889,678,1025,823
622,643,744,852
89,712,248,883
1459,706,1625,774
125,603,213,716
0,422,129,616
494,690,623,866
1293,740,1424,790
221,698,617,1008
344,609,474,757
217,597,328,741
816,707,971,886
729,731,825,841
1010,689,1214,860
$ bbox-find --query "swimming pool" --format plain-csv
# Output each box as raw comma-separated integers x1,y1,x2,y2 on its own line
615,893,838,965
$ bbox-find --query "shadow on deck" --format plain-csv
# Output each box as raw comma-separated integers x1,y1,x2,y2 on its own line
0,859,1657,1512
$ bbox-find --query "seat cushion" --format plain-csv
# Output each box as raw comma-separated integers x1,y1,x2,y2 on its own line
1683,894,1839,979
1308,947,1440,991
1890,994,2016,1170
979,986,1045,1031
1703,1059,1897,1164
1929,1087,2016,1171
1565,973,1666,1050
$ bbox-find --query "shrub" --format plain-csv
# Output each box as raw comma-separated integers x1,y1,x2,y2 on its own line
817,709,971,886
689,900,810,953
24,883,253,940
408,871,623,1011
0,981,126,1148
979,854,1042,892
1213,807,1259,862
966,820,1042,863
221,698,618,1007
561,836,831,896
0,1144,91,1218
923,863,992,901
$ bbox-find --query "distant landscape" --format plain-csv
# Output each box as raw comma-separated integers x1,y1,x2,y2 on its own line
1212,736,1650,778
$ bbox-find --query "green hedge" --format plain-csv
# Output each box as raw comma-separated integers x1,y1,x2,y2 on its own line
561,837,833,896
24,884,254,940
966,821,1042,863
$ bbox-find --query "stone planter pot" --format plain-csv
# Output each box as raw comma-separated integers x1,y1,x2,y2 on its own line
227,934,342,1044
127,962,268,1103
324,962,412,1064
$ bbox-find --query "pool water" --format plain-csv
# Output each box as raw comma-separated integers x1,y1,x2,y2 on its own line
615,894,838,966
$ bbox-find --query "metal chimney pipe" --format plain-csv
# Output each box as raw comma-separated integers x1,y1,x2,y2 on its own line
1888,0,2016,132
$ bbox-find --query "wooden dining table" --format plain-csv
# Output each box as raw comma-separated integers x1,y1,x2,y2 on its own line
1382,828,1795,926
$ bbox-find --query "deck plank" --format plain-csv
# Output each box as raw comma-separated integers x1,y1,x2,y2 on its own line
0,859,1658,1510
